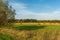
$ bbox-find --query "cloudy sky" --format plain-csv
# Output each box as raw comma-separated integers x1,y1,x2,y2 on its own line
9,0,60,20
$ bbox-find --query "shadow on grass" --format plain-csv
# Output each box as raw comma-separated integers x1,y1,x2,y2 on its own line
15,25,46,30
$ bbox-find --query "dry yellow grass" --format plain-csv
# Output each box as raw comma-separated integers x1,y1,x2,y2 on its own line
0,23,60,40
0,27,60,40
15,22,60,25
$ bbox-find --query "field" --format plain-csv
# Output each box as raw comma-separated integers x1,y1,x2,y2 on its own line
0,23,60,40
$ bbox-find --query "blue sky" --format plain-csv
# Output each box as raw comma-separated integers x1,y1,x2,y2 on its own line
9,0,60,20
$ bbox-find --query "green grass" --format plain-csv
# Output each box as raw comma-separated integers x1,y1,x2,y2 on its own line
15,25,45,30
0,32,16,40
45,25,60,30
12,24,46,30
13,24,60,30
0,23,60,40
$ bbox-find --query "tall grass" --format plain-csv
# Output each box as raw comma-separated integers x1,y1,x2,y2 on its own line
0,32,16,40
0,24,60,40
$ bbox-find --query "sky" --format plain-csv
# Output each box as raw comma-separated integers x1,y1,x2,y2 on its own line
9,0,60,20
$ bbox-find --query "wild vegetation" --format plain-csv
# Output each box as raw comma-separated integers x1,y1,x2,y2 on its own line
0,24,60,40
0,0,15,26
0,0,60,40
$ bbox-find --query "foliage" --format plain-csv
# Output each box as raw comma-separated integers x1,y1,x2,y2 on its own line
0,0,15,26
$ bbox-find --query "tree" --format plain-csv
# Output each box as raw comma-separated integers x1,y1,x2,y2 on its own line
0,0,16,26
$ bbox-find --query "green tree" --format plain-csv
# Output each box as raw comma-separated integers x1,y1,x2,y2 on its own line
0,0,16,27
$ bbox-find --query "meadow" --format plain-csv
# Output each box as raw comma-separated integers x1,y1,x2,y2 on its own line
0,23,60,40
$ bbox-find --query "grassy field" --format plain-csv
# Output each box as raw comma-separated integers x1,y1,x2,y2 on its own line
0,23,60,40
13,23,60,30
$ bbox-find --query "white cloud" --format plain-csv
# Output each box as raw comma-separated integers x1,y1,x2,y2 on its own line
9,2,27,10
10,2,60,20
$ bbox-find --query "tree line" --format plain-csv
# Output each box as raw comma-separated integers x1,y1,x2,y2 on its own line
13,19,60,23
